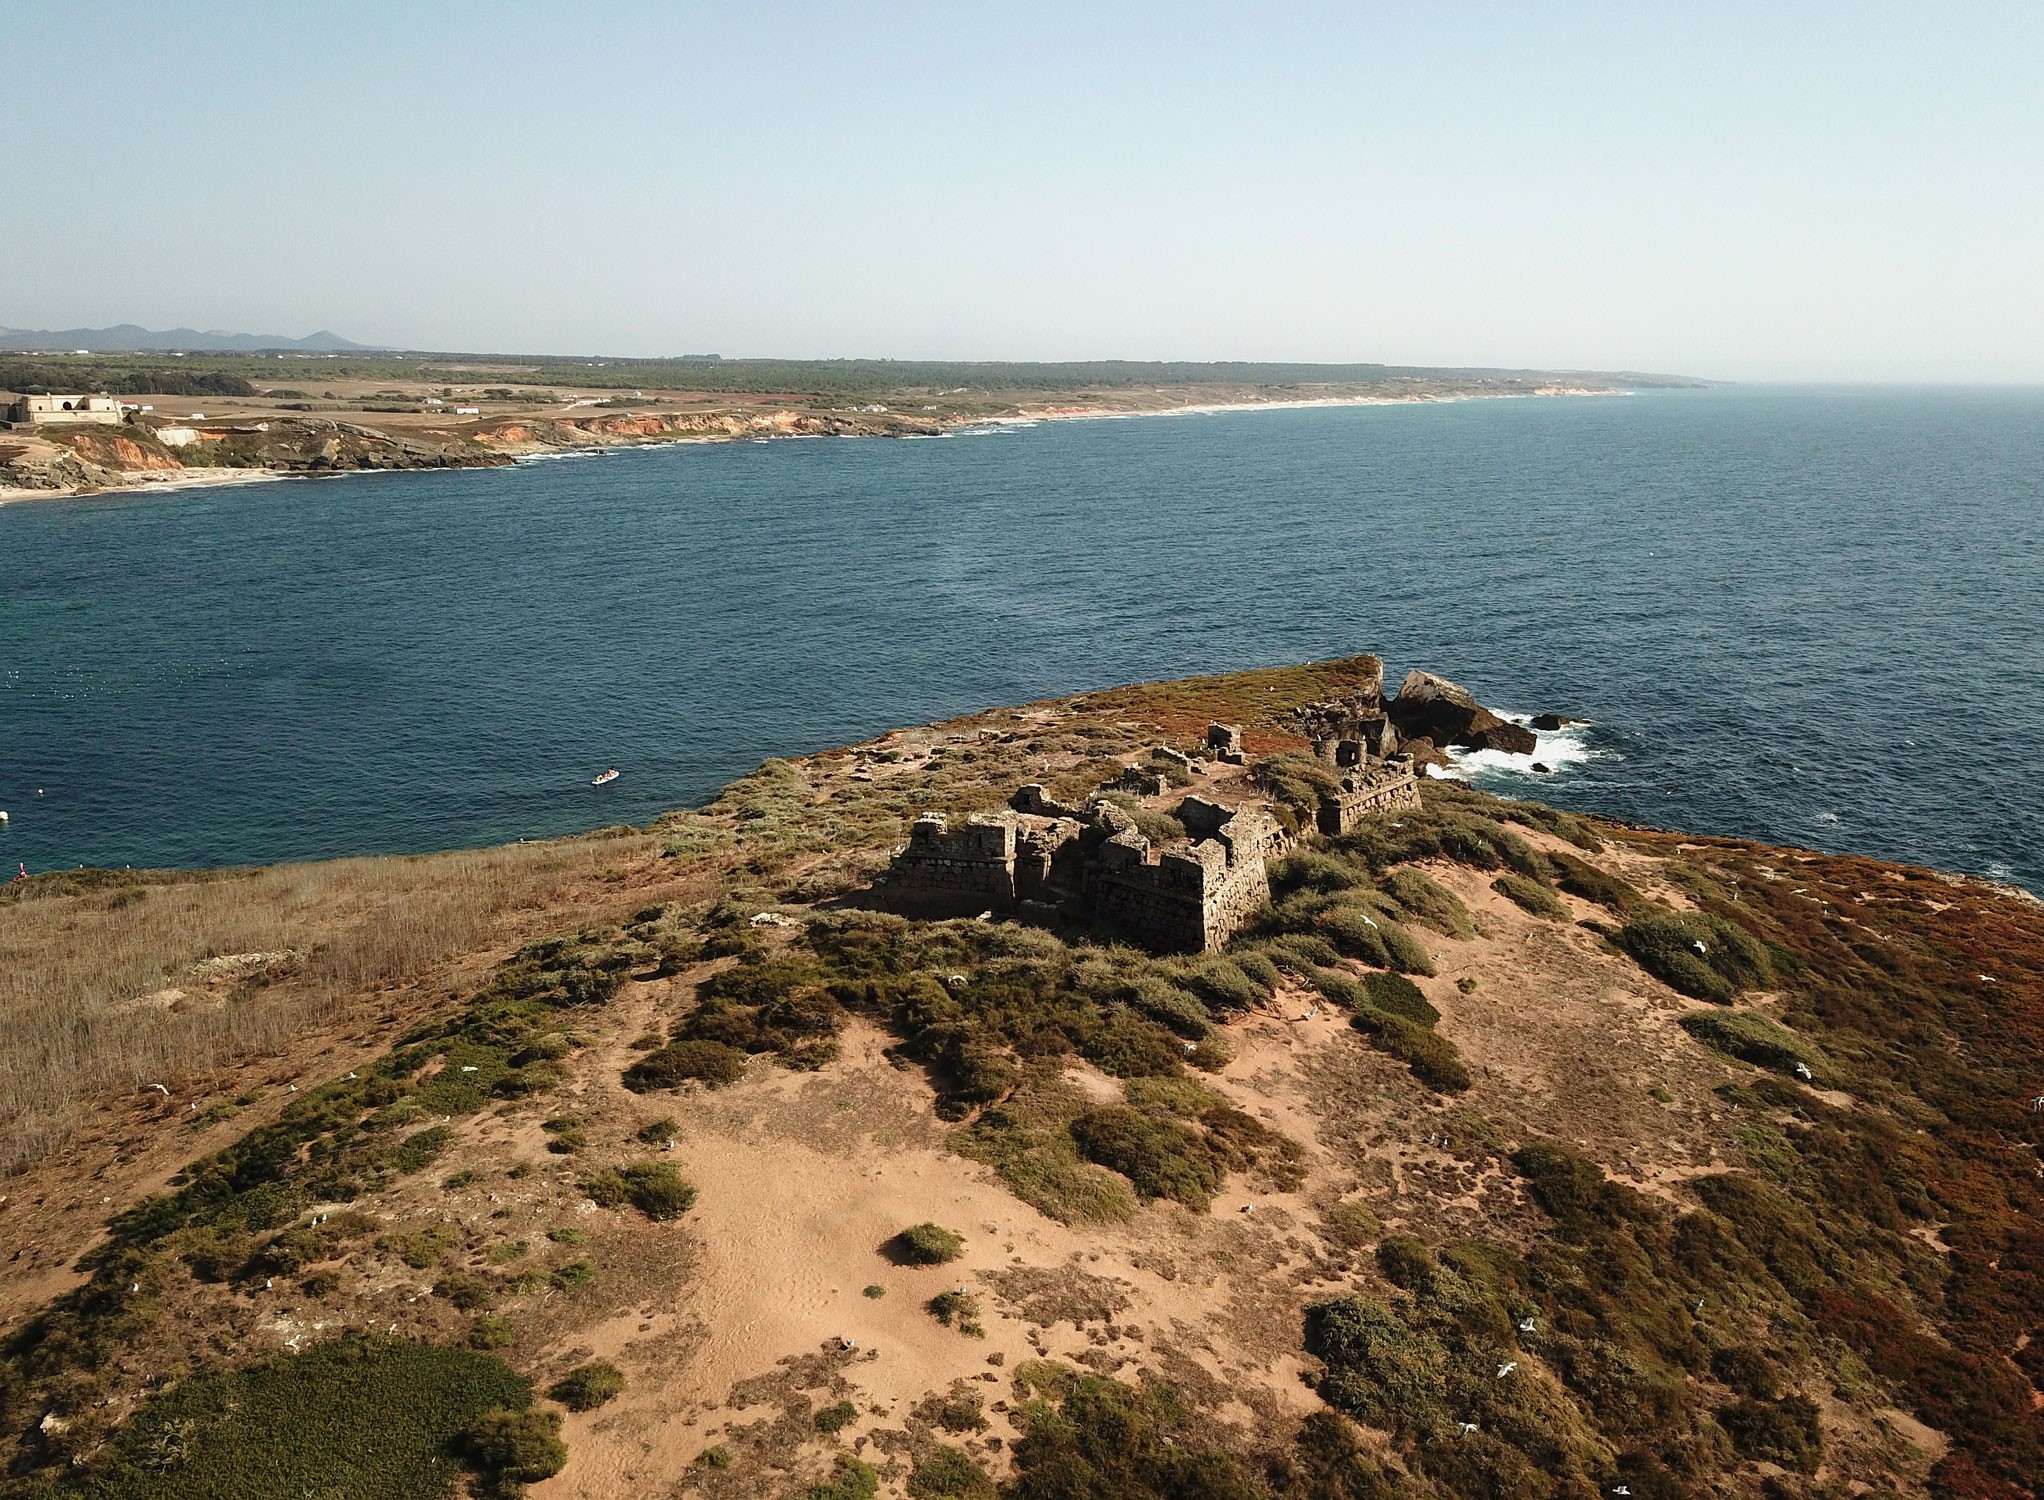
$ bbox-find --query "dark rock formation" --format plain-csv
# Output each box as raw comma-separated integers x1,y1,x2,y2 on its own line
1531,713,1578,732
1465,719,1538,756
1390,669,1538,756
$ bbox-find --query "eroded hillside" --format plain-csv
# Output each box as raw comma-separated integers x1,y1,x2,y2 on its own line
1,657,2038,1500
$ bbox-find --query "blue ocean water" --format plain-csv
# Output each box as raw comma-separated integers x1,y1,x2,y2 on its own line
1,387,2038,891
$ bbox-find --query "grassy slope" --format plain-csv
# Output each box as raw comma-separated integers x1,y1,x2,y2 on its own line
0,655,2037,1500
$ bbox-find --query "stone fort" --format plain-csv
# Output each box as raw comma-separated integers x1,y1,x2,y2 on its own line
880,724,1420,952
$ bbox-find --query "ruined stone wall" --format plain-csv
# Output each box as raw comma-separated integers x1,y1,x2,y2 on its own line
1089,820,1275,953
884,785,1287,952
1316,767,1422,835
1091,835,1216,952
886,813,1018,914
1015,819,1085,902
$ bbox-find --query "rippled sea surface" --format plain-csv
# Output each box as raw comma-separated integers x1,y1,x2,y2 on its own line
2,386,2039,890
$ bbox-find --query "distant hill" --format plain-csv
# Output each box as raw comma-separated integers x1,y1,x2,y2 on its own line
0,324,375,353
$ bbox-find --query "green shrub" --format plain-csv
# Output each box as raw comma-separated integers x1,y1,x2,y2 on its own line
954,1097,1139,1226
1617,913,1772,1002
1070,1105,1222,1209
549,1259,597,1291
1547,852,1651,917
1711,1345,1781,1399
1227,949,1282,994
1260,932,1342,971
94,1336,535,1500
909,1443,996,1499
930,1288,985,1336
1274,849,1368,895
1377,920,1435,976
798,1455,880,1500
891,1221,965,1264
622,1039,746,1092
1006,1371,1260,1499
1375,1234,1438,1288
549,1359,625,1411
434,1272,498,1311
1492,872,1568,920
1678,1009,1825,1081
634,1116,679,1144
1350,1010,1469,1092
815,1397,859,1434
583,1160,696,1220
1380,868,1475,939
469,1316,516,1350
1177,956,1267,1011
1320,1199,1382,1249
1719,1394,1822,1472
1305,1295,1449,1437
1360,971,1438,1026
461,1406,567,1488
1318,906,1391,966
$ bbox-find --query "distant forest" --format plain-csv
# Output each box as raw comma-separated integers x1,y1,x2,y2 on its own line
0,359,255,397
2,352,1695,400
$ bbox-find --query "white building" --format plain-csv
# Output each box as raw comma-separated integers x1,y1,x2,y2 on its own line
6,393,124,426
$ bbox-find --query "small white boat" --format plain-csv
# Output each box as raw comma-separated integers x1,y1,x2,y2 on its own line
590,768,620,786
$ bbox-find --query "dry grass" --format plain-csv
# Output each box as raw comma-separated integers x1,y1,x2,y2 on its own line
0,833,668,1170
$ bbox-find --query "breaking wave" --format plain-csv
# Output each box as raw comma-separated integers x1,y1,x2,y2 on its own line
1440,714,1606,783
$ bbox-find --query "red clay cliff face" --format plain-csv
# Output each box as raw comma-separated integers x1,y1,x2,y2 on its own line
57,431,181,472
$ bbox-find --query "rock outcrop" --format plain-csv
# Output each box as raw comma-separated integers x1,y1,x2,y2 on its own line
1389,669,1537,756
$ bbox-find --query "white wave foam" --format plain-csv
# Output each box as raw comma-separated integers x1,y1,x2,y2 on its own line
1439,714,1603,782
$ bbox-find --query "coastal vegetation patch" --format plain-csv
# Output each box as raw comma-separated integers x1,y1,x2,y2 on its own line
76,1335,534,1500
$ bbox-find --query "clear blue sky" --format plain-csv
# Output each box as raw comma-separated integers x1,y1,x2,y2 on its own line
4,2,2038,380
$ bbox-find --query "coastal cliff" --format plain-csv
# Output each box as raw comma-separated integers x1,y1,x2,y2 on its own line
0,372,1635,503
0,656,2036,1500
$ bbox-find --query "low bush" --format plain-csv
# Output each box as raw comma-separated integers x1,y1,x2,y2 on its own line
1492,872,1568,920
1377,921,1435,976
549,1359,626,1411
1718,1393,1822,1472
1375,1234,1437,1289
434,1272,499,1311
909,1443,996,1500
1009,1372,1260,1500
815,1398,859,1434
1379,868,1475,939
1070,1105,1222,1209
1546,852,1652,917
1273,848,1368,895
461,1406,567,1490
549,1259,597,1291
92,1336,534,1500
1360,971,1438,1026
930,1288,985,1336
1617,913,1772,1002
1678,1009,1825,1081
799,1455,880,1500
583,1160,696,1220
1318,906,1391,966
891,1221,965,1265
1320,1198,1383,1249
622,1039,746,1092
1350,1010,1470,1093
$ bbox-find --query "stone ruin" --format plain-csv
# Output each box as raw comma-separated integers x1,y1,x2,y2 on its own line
882,787,1281,953
882,749,1419,957
1206,722,1246,764
1312,753,1424,834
